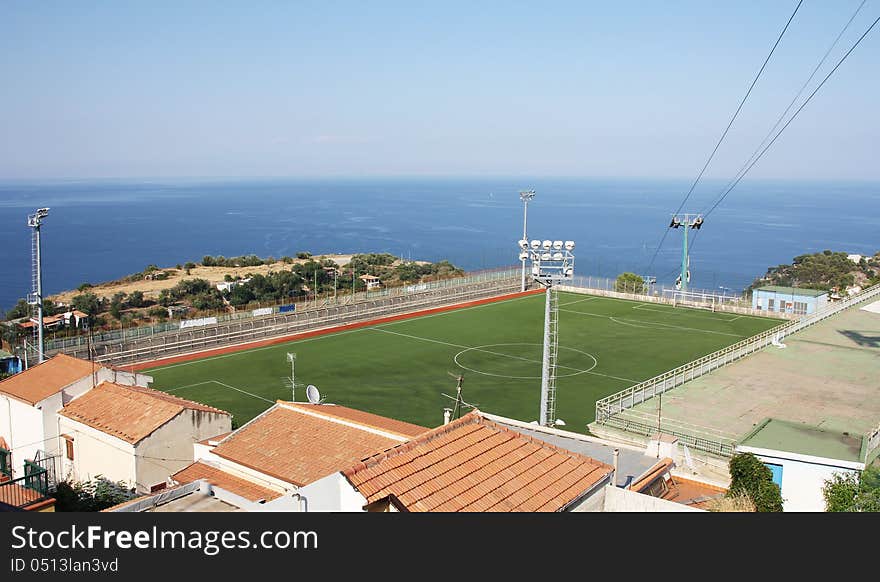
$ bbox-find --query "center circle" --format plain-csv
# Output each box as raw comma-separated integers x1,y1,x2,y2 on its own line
453,343,598,379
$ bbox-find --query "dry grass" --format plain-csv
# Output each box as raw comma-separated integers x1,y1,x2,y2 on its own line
702,491,756,512
48,254,356,303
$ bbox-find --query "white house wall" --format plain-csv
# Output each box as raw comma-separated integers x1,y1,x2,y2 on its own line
135,410,231,493
57,416,137,488
746,452,859,512
298,472,368,512
599,485,703,512
194,449,295,493
0,395,45,478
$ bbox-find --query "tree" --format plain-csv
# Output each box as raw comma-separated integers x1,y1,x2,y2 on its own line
54,476,136,512
128,290,145,308
109,292,127,320
5,299,30,320
71,292,101,317
823,466,880,512
727,452,783,512
615,272,645,294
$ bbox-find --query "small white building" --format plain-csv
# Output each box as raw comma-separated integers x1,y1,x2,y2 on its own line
358,274,382,290
847,254,864,264
0,354,152,479
736,418,869,512
57,381,231,493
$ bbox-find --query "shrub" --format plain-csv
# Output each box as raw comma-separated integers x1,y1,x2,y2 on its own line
727,452,783,512
54,476,136,512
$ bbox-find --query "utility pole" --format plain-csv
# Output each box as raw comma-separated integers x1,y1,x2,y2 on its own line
519,190,536,292
287,352,296,401
668,214,703,292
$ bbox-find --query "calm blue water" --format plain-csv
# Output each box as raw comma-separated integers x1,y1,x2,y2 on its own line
0,177,877,312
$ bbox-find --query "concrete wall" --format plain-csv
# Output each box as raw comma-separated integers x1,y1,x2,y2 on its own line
298,472,368,512
135,410,231,493
602,485,703,512
0,395,44,477
58,416,137,487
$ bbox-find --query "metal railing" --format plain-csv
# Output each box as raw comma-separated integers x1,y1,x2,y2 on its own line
42,266,520,354
594,282,880,457
0,467,50,509
82,274,523,367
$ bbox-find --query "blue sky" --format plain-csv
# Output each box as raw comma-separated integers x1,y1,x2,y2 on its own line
1,0,877,180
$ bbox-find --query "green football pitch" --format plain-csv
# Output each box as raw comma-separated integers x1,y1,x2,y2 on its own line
145,291,780,432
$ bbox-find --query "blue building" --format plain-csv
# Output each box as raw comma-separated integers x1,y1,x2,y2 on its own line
751,286,828,316
0,349,22,376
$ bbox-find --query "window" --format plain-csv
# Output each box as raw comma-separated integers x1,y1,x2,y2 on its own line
768,298,775,311
62,434,74,461
793,301,808,315
765,463,783,489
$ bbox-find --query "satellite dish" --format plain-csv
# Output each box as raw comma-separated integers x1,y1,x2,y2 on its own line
554,419,566,426
306,384,321,404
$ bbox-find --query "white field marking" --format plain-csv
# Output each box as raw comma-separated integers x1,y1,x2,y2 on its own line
631,303,739,322
374,292,539,329
558,296,598,307
148,293,538,373
164,379,274,403
211,380,275,403
453,343,598,379
165,380,216,393
373,327,638,383
146,327,369,372
560,308,743,338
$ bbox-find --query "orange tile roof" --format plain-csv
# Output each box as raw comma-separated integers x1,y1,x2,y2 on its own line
59,382,230,444
211,403,426,486
343,411,614,512
0,353,99,405
172,462,284,502
278,402,427,438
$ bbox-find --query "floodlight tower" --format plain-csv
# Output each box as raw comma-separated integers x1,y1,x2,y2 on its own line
26,208,50,364
668,214,703,291
518,190,536,292
518,238,575,427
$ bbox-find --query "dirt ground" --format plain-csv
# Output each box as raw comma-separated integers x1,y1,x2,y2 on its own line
614,301,880,443
49,254,356,303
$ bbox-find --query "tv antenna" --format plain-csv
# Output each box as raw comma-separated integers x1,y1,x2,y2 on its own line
442,372,476,422
306,384,325,404
284,352,303,401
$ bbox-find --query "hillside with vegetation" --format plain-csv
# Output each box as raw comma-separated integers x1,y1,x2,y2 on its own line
3,252,464,336
747,250,880,294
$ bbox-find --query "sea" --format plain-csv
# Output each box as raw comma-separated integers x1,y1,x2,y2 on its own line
0,177,877,312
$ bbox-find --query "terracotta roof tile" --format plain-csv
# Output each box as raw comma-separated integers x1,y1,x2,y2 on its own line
0,353,99,405
59,382,230,444
172,462,284,502
343,411,613,512
210,403,427,486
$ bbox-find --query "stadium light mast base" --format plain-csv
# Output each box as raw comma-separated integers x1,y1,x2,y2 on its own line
517,237,575,427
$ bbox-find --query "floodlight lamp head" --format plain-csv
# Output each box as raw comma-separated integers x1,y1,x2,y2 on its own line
519,190,536,202
669,217,680,228
564,241,575,250
37,208,50,218
552,241,563,250
530,239,541,249
542,240,552,250
518,239,529,250
692,216,704,229
519,251,529,261
552,252,563,260
541,252,552,260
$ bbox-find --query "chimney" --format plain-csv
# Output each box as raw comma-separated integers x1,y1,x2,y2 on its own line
443,408,452,425
612,448,620,487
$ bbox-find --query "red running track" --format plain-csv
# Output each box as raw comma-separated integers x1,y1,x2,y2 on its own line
131,288,544,371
